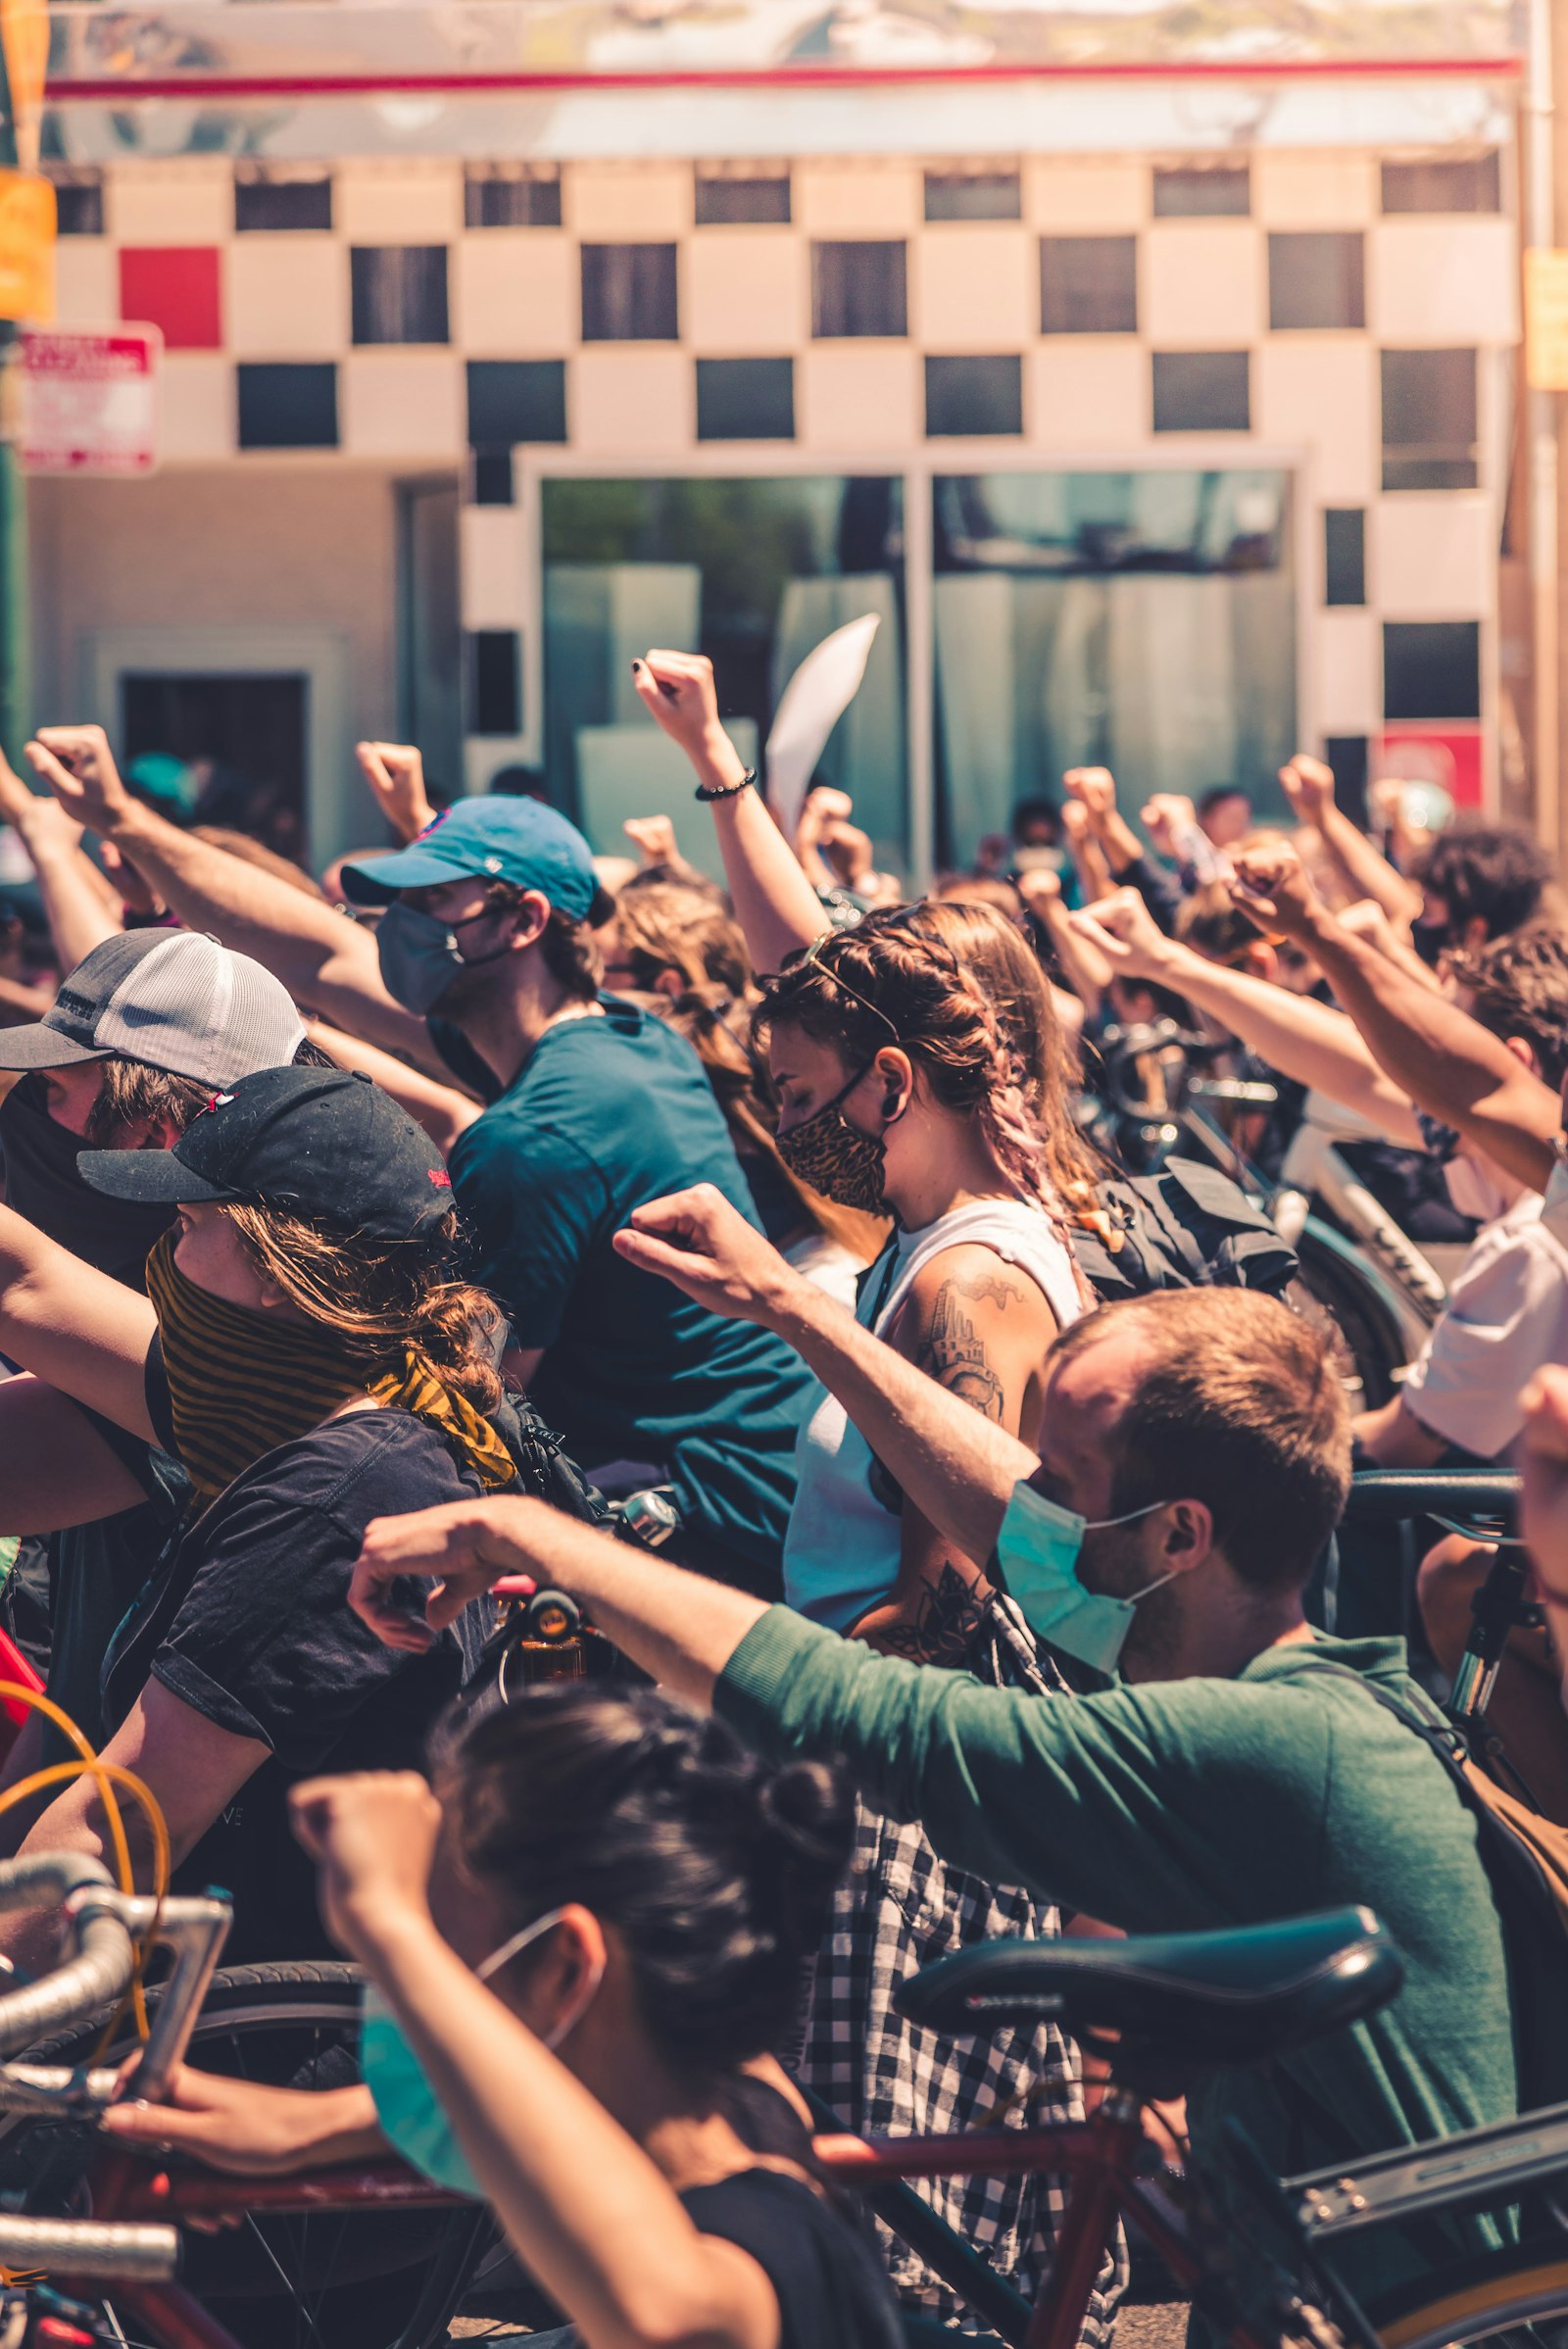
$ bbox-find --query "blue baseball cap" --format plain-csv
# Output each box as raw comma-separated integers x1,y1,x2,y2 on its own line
340,799,611,921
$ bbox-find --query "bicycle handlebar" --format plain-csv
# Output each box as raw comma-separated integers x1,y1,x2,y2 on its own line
0,1855,135,2057
0,2215,180,2282
1343,1469,1521,1527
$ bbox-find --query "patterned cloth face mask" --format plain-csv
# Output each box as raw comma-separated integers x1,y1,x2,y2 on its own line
775,1063,891,1213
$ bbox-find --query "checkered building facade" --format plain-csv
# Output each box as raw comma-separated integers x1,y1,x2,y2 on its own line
46,142,1517,820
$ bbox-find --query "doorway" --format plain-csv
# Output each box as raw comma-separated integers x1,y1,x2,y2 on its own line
121,672,309,864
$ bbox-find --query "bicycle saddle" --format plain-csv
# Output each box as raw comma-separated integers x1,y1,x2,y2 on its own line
895,1907,1401,2084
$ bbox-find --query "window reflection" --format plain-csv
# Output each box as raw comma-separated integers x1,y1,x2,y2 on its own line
932,469,1295,867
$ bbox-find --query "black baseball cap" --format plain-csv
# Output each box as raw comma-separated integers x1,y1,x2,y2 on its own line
77,1065,455,1241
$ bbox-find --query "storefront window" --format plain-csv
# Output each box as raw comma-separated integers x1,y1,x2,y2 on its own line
542,474,906,878
931,469,1295,868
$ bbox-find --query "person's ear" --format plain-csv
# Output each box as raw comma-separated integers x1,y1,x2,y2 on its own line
1462,916,1490,954
870,1046,914,1124
1155,1498,1214,1578
532,1904,610,2040
1501,1033,1541,1079
500,889,553,954
1247,943,1277,982
653,966,684,1004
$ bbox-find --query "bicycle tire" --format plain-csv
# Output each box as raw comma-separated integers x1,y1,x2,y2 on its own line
1290,1222,1411,1412
4,1960,491,2349
1369,2238,1568,2348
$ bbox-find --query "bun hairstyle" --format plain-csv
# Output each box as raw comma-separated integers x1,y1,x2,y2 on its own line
441,1685,853,2077
757,905,1067,1217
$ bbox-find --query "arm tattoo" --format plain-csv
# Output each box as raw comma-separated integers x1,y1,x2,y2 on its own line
913,1277,1007,1422
878,1560,992,1667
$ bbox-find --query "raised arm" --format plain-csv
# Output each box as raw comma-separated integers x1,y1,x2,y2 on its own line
631,653,831,969
1018,865,1107,1020
0,1202,157,1440
616,1186,1034,1555
27,727,445,1074
1071,887,1422,1145
1064,766,1184,931
0,750,122,968
1232,843,1559,1192
1278,755,1422,934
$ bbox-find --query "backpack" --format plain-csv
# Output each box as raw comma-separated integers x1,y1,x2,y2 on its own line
1296,1658,1568,2112
487,1389,611,1530
1068,1155,1298,1306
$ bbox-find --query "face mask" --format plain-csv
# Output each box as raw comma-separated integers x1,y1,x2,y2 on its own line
776,1065,890,1213
360,1907,604,2197
1543,1151,1568,1250
1444,1150,1512,1228
376,902,513,1019
0,1073,173,1290
994,1479,1176,1677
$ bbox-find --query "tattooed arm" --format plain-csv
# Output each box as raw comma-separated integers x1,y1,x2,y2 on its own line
847,1245,1058,1666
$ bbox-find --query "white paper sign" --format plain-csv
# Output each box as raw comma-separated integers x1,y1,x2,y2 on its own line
21,323,162,475
765,612,880,836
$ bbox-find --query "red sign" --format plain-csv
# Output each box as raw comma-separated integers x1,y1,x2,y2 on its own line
20,323,162,475
1376,726,1485,813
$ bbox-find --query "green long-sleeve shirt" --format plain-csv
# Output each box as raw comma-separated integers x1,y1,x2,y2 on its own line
716,1611,1518,2305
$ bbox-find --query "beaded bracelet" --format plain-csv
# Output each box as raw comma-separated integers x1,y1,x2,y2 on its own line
694,767,758,804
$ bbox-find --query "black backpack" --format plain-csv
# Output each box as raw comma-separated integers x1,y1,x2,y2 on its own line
1069,1155,1298,1305
487,1389,611,1530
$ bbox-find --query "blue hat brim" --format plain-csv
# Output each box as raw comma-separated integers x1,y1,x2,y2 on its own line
338,842,479,906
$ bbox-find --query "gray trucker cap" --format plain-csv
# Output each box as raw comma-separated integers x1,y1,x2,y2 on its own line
0,929,307,1086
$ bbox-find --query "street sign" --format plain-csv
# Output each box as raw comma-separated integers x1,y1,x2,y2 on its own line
1525,248,1568,391
0,170,51,321
20,324,162,474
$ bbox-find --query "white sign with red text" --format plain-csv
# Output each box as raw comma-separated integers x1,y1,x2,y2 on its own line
21,323,162,475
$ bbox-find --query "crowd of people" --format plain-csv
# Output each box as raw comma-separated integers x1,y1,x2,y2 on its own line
0,661,1565,2347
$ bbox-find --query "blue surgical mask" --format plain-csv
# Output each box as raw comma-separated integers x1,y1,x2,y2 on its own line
361,1906,604,2195
995,1480,1175,1676
375,901,511,1018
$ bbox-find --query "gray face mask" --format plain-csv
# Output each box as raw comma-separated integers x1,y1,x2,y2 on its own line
376,901,510,1018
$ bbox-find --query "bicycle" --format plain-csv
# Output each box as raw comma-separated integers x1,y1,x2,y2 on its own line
0,1537,1557,2349
5,1872,1568,2349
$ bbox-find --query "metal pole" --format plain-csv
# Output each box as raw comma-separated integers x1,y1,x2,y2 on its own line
1524,0,1558,859
0,19,27,772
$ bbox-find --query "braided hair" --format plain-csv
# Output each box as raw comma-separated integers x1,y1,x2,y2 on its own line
756,905,1067,1222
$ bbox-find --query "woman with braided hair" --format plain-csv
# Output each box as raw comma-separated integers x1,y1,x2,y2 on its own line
755,907,1123,2341
763,904,1089,1650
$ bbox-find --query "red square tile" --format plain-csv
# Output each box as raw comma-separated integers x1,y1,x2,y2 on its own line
119,247,221,350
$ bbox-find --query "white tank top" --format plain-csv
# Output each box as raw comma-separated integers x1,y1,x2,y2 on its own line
782,1198,1084,1632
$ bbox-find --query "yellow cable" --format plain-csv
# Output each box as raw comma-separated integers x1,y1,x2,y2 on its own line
0,1686,173,2041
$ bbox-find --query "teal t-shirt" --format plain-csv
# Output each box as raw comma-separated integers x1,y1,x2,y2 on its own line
449,999,812,1576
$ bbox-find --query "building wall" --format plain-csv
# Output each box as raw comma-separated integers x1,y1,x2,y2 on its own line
36,140,1517,864
28,463,405,861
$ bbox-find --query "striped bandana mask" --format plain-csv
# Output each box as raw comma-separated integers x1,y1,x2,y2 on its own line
145,1229,516,1502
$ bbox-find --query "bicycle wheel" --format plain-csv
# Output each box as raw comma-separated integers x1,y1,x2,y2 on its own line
3,1960,491,2349
1290,1221,1411,1411
1370,2241,1568,2349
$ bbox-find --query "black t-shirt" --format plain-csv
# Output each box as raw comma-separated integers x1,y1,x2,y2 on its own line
526,2170,904,2349
103,1348,488,1963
